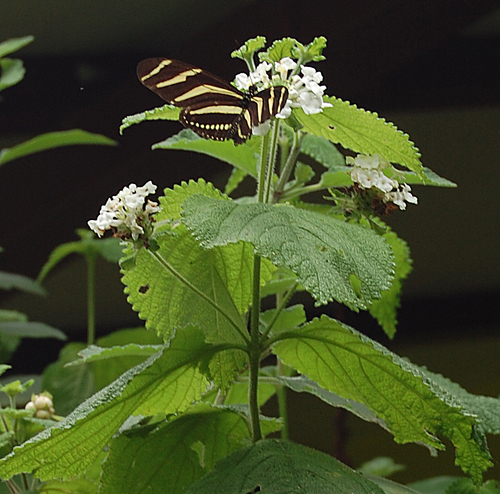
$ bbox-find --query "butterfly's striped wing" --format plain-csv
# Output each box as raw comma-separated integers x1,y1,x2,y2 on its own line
136,58,288,144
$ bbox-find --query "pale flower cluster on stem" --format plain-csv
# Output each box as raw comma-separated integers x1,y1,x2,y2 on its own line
234,56,332,131
347,153,418,210
88,181,160,240
25,393,56,420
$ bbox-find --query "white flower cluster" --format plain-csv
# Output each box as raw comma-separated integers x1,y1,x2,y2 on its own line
88,181,160,240
25,393,55,420
234,56,332,122
347,154,418,210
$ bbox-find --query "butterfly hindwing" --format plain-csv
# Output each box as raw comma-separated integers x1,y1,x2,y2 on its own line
137,58,288,144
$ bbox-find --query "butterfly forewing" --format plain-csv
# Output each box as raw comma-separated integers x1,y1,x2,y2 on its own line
137,58,288,144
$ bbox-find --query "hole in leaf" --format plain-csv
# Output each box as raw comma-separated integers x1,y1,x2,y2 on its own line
349,273,362,298
138,284,150,294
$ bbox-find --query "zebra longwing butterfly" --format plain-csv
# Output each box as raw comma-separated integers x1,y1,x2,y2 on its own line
137,58,289,145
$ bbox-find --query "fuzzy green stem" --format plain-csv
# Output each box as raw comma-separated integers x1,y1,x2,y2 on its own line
149,249,249,343
273,131,303,203
263,121,281,203
248,253,263,442
86,252,96,346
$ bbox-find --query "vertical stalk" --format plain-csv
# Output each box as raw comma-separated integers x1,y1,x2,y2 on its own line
248,253,263,442
276,359,290,440
86,253,96,346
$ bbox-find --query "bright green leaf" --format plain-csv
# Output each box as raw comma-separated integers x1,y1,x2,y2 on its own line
259,37,296,63
231,36,267,62
225,167,248,195
181,195,394,309
100,405,265,494
260,305,306,335
0,36,34,58
0,327,213,481
0,58,26,92
152,129,259,178
272,315,492,482
369,225,412,338
0,130,117,167
295,96,422,174
184,439,385,494
300,133,345,170
119,105,180,134
39,477,98,494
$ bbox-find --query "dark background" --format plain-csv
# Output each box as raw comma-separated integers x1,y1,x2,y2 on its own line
1,0,499,484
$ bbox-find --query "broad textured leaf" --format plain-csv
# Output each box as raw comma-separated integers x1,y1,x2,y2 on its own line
0,271,45,295
260,305,306,335
272,315,492,483
0,36,34,58
0,327,212,480
181,195,394,309
42,343,95,416
0,130,116,166
363,475,423,494
300,133,345,169
276,375,389,433
70,344,161,365
185,439,384,494
119,104,180,134
259,37,296,63
393,167,457,188
100,405,269,494
295,96,422,174
153,129,258,178
369,226,412,338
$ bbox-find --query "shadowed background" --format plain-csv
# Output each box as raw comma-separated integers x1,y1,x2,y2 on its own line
1,0,499,483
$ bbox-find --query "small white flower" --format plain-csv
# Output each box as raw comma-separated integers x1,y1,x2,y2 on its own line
275,57,297,80
88,181,159,241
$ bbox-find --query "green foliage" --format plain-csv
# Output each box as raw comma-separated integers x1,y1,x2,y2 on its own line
119,104,180,134
0,36,34,91
2,34,494,493
0,130,117,167
272,315,492,484
296,96,423,174
184,439,385,494
181,194,394,309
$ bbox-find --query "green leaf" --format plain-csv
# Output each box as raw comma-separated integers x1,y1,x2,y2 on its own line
369,225,412,338
123,184,253,387
71,344,162,366
260,267,300,298
276,374,389,433
231,36,267,62
272,315,492,482
0,327,213,481
295,96,422,174
259,37,296,63
392,167,457,188
185,439,385,494
408,476,457,494
152,128,259,178
260,305,306,335
0,322,66,340
295,36,328,63
357,457,405,478
37,233,122,283
445,479,500,494
39,477,98,494
364,475,424,494
0,58,26,92
42,343,94,416
0,130,117,167
119,104,180,134
225,167,248,195
300,133,345,170
0,36,34,58
100,405,264,494
181,195,394,309
0,271,45,295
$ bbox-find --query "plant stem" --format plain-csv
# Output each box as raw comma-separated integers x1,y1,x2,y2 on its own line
248,253,263,442
273,131,303,203
276,358,290,440
86,252,96,346
263,121,281,203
